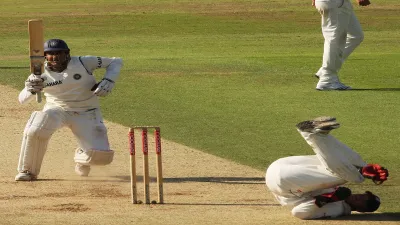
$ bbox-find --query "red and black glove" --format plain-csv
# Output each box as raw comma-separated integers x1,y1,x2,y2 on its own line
314,187,352,208
361,164,389,184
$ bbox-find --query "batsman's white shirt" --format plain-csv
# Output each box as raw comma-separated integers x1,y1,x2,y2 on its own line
18,55,122,151
19,55,122,111
265,130,367,219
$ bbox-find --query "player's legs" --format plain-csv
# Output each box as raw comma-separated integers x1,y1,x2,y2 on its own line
266,156,345,197
67,109,114,176
315,0,351,90
336,2,364,72
296,117,366,183
16,109,64,181
342,10,364,61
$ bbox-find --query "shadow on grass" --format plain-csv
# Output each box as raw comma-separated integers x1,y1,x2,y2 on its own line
164,176,265,184
34,176,265,185
165,202,280,206
349,88,400,91
333,212,400,221
0,66,29,69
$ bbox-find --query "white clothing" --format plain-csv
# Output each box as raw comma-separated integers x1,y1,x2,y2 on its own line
19,56,122,111
265,130,367,219
17,55,122,177
17,108,109,176
315,0,364,82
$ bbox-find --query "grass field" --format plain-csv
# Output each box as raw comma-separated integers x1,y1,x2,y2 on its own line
0,0,399,213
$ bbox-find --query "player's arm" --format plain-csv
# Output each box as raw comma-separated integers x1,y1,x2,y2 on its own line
291,198,351,220
80,56,122,78
80,56,123,97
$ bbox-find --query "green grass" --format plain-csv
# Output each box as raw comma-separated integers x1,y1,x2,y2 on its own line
0,0,399,213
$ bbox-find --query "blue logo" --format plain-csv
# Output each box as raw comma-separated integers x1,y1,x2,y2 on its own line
73,74,82,80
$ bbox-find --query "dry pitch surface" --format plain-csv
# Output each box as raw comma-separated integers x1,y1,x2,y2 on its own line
0,85,398,225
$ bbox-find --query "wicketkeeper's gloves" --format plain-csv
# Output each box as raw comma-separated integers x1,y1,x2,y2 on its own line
314,187,352,208
360,164,389,185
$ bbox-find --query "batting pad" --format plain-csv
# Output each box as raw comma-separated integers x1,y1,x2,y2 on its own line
74,148,114,165
17,111,58,175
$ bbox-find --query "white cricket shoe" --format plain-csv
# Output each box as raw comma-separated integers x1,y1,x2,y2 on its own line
75,163,91,177
15,171,37,181
316,80,352,91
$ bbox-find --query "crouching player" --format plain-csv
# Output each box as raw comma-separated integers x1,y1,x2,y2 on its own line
16,39,123,181
265,116,389,219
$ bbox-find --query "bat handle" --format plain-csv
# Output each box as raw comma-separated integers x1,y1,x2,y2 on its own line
33,65,43,103
36,92,42,103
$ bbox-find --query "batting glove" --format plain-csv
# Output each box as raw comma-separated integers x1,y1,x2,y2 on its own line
25,73,45,94
92,78,115,97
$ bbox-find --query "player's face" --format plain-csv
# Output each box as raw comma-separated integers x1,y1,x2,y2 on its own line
45,51,69,72
346,194,370,212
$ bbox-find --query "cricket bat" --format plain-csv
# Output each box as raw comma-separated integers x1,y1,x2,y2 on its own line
28,19,44,103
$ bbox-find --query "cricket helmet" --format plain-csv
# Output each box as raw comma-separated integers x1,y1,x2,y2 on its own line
44,39,70,52
364,191,380,212
44,39,71,72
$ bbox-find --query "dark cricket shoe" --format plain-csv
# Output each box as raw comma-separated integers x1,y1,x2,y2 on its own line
296,116,340,134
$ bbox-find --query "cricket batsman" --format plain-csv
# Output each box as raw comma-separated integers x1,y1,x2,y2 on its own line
265,116,389,219
16,39,123,181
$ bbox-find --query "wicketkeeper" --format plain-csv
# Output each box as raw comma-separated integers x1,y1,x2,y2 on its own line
265,116,389,219
16,39,123,181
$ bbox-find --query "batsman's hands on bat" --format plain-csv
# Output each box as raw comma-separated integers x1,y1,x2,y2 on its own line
25,73,46,94
357,0,371,6
91,78,115,97
361,164,389,184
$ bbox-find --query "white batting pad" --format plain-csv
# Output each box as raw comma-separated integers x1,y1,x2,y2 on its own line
17,111,58,175
74,148,114,165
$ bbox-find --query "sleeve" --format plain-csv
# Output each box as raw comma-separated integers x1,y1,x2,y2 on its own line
18,87,35,104
291,199,352,220
79,55,123,81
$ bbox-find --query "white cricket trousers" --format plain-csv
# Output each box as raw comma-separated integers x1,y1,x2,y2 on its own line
265,130,366,219
42,107,110,150
315,0,364,81
266,130,366,205
17,106,111,175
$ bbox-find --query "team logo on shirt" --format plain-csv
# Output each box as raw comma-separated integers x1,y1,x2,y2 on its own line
73,74,82,80
97,57,102,68
46,80,62,87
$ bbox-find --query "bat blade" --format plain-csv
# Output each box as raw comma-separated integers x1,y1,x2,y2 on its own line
28,19,44,103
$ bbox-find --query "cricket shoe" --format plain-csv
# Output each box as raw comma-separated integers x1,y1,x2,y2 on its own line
316,80,352,91
296,116,340,134
15,170,37,181
314,69,322,79
75,163,91,177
